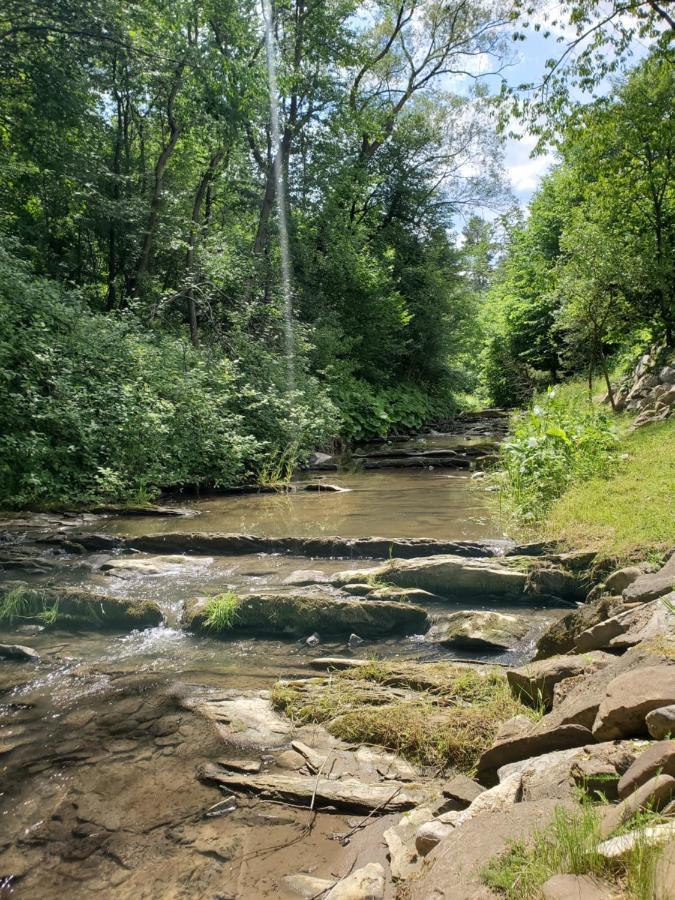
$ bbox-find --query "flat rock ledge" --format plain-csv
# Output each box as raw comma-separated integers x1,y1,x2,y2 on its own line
199,764,428,813
34,530,511,560
183,593,429,638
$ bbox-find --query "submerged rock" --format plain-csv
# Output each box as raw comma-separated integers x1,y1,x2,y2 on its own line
38,530,508,560
0,643,40,661
438,610,530,651
183,593,428,639
308,657,369,670
284,874,336,898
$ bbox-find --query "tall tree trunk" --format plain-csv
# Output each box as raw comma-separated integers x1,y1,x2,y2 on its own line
599,344,616,412
107,55,123,309
184,150,224,346
132,70,183,297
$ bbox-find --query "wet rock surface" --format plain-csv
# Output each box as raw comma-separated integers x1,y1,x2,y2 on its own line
183,592,429,638
437,610,530,651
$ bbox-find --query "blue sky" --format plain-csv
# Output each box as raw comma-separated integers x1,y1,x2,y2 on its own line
483,6,655,209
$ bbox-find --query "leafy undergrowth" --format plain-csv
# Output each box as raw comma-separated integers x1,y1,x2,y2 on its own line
272,661,528,771
495,385,619,526
493,375,674,564
541,417,675,561
482,804,669,900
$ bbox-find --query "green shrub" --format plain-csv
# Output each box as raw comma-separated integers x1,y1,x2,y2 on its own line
329,375,456,442
496,387,618,523
482,803,667,900
0,242,337,506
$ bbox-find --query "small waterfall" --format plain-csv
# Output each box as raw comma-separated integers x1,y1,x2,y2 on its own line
261,0,296,392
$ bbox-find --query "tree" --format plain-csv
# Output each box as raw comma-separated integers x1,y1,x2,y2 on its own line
556,218,632,407
504,0,674,143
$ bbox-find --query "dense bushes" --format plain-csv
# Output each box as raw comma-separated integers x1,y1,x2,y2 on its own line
331,376,458,442
496,387,619,523
0,244,336,506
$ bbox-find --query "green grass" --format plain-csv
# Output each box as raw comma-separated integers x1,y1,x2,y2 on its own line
542,418,675,561
482,803,669,900
0,586,60,627
482,805,605,899
271,662,530,770
203,591,240,630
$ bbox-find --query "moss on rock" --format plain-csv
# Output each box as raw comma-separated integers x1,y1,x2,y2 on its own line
0,585,163,630
183,593,429,638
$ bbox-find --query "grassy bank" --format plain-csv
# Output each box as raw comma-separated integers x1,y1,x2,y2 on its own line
496,381,674,563
541,418,674,560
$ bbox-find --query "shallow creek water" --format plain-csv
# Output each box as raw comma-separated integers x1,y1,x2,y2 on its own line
0,430,561,897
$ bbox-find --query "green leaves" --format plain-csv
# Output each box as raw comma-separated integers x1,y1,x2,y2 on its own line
496,387,619,523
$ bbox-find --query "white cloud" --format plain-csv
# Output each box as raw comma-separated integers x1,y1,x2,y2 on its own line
503,134,555,198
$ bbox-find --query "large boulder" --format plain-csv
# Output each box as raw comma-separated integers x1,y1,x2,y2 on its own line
0,643,40,661
500,741,639,804
600,774,675,837
623,553,675,604
337,554,530,600
438,611,530,652
183,593,428,638
406,800,574,899
575,598,671,653
617,740,675,799
604,563,658,595
535,595,624,659
507,652,613,709
476,724,593,784
593,666,675,741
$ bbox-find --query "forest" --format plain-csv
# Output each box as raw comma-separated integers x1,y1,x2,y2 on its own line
0,0,672,506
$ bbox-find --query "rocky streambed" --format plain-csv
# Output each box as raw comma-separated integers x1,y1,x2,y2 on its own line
1,424,674,898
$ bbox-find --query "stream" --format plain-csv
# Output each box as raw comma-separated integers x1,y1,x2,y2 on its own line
0,422,564,898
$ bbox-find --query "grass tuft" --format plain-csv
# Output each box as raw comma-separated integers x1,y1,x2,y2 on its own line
482,802,670,900
203,591,240,631
0,586,60,627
